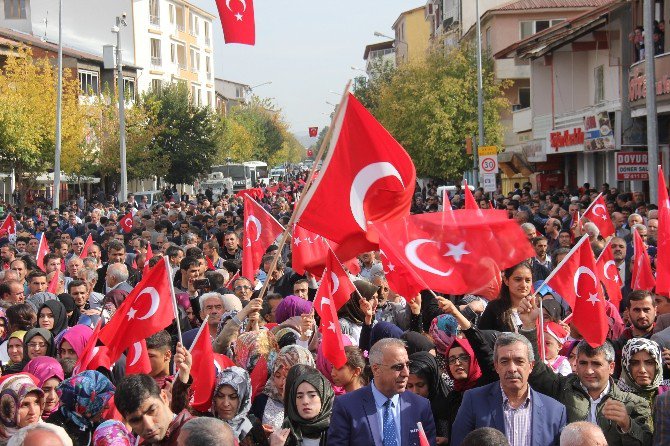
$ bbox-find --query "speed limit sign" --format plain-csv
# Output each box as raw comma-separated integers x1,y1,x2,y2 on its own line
479,155,498,174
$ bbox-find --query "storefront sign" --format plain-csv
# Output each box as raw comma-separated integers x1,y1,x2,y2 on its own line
547,127,585,153
616,152,649,180
584,113,615,151
629,56,670,107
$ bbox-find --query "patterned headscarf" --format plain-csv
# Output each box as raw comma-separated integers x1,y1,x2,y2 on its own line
57,370,115,430
619,338,663,393
283,366,334,442
93,419,136,446
429,314,458,355
0,373,44,441
264,345,315,402
212,366,253,439
233,330,278,372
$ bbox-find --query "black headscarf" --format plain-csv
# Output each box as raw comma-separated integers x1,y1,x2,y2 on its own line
283,366,334,443
337,280,378,325
409,351,449,419
58,293,80,327
38,300,68,336
402,331,435,356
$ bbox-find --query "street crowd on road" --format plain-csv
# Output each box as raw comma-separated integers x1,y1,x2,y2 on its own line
0,175,667,446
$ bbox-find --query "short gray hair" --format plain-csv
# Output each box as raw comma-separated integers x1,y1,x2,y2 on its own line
7,423,73,446
493,332,535,362
369,338,406,366
107,263,129,283
82,257,98,269
67,256,83,266
520,222,536,233
199,292,225,312
560,421,605,446
79,267,98,283
179,417,235,445
576,340,615,363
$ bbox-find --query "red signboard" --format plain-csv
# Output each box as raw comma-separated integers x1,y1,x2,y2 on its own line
549,128,585,151
616,152,649,181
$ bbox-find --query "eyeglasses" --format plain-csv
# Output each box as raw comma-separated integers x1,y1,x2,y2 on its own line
27,342,47,349
234,285,252,291
382,361,411,372
448,354,471,365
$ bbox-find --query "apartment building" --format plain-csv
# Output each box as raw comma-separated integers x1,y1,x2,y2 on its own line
391,6,431,64
133,0,216,108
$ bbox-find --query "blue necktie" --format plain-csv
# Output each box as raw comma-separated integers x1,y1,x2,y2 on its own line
383,399,398,446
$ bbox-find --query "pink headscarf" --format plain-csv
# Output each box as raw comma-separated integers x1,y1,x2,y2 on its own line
23,357,64,420
59,324,93,358
316,333,352,395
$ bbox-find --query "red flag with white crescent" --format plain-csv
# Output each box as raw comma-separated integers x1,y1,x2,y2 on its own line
314,269,346,368
125,339,152,375
595,242,623,311
99,257,175,362
119,211,133,233
0,214,16,242
74,321,106,374
293,93,416,261
215,0,256,45
242,195,284,280
291,224,360,277
582,193,615,238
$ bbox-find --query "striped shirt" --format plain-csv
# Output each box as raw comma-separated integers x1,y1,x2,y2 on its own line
501,385,532,446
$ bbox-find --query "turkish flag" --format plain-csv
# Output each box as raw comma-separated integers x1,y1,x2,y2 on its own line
325,249,356,310
216,0,255,45
119,211,133,234
235,188,264,201
74,321,106,374
80,233,93,258
632,228,655,291
99,257,175,362
656,166,670,297
46,271,60,294
0,214,16,242
36,234,50,272
314,270,347,368
242,195,284,279
378,230,426,301
189,321,215,412
206,256,215,271
582,193,615,238
224,270,240,289
442,190,452,212
596,242,623,311
294,93,416,261
372,210,535,296
463,181,479,210
125,340,152,375
309,127,318,137
544,236,608,347
291,225,360,277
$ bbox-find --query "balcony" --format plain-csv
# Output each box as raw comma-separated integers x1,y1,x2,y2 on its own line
150,15,160,27
151,56,162,68
206,71,212,80
629,52,670,114
176,23,185,32
512,107,532,133
205,37,211,47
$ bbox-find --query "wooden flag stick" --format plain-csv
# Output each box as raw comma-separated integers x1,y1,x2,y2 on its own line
164,255,183,345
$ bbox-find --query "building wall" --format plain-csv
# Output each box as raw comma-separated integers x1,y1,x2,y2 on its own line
393,8,431,64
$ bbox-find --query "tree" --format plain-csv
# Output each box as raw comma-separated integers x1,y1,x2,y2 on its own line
356,44,509,181
0,47,87,193
143,83,218,185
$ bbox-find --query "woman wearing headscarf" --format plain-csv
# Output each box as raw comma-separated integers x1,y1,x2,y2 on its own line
2,332,26,375
56,325,93,363
0,373,44,445
233,330,278,373
57,294,80,328
275,296,312,325
251,345,316,433
337,281,378,344
618,338,669,420
92,420,136,446
276,366,334,446
401,331,436,356
23,356,64,420
212,366,267,446
408,352,450,443
361,321,402,352
46,370,115,446
429,314,458,379
37,300,68,337
22,328,55,362
316,334,352,396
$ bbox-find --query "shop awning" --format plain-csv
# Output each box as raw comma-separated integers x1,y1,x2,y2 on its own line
498,152,534,177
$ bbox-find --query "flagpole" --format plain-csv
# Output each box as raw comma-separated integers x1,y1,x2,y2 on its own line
255,82,351,302
164,255,183,345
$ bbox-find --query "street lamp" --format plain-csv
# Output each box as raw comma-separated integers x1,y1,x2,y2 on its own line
374,31,408,62
53,0,63,209
112,13,128,204
247,81,272,91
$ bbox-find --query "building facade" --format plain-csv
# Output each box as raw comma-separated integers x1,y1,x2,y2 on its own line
391,6,432,64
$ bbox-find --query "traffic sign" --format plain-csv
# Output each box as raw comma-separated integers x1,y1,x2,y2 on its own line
478,146,498,156
482,173,497,192
479,155,498,174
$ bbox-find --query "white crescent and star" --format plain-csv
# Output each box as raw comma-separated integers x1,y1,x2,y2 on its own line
573,266,600,305
225,0,246,20
592,204,607,220
319,297,331,311
327,321,337,333
405,239,454,277
128,287,160,321
603,260,620,284
444,242,470,262
128,342,142,367
245,215,262,243
331,272,340,294
349,162,405,231
294,236,301,246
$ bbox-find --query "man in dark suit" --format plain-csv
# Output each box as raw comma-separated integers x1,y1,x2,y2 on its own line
452,332,566,446
328,338,436,446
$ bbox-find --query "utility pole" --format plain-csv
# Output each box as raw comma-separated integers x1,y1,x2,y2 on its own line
644,0,658,204
475,0,485,187
113,14,128,204
53,0,63,210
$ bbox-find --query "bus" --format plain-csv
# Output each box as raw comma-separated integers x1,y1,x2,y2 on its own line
211,164,251,192
243,161,269,186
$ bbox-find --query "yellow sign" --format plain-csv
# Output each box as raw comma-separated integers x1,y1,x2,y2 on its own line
478,146,498,156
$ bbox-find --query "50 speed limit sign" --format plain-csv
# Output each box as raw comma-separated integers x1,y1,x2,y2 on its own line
479,155,498,174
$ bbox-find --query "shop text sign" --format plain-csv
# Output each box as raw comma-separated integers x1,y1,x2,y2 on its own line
548,127,585,153
616,152,649,181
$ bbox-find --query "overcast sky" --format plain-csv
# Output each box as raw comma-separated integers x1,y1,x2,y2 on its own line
190,0,422,135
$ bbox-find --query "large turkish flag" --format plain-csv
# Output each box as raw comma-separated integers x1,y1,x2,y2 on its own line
294,93,416,260
216,0,255,45
242,195,284,280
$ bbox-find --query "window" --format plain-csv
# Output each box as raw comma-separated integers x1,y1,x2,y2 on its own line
520,19,564,39
204,21,211,46
235,86,244,98
594,65,604,103
149,0,160,26
171,43,186,69
150,38,161,66
197,89,202,106
207,91,212,106
205,55,211,80
4,0,26,19
191,85,196,103
175,5,185,31
78,70,99,96
151,79,162,92
189,46,199,72
485,27,491,53
123,77,136,102
190,13,199,35
518,87,530,109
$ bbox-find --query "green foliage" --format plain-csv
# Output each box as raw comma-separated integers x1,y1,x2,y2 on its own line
143,83,218,185
354,44,509,181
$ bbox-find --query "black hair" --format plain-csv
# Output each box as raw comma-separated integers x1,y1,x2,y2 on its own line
146,330,172,351
115,374,162,417
462,427,510,446
179,256,200,271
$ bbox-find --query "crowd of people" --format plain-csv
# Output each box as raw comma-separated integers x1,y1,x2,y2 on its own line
0,178,665,446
